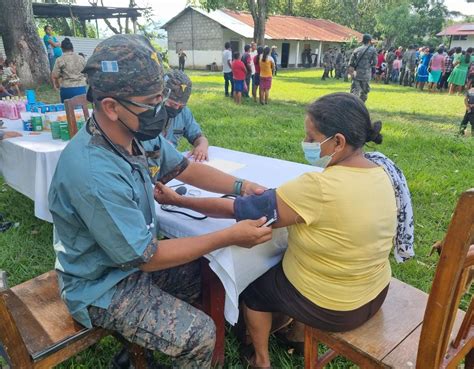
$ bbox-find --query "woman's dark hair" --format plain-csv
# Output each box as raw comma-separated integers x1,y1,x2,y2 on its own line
437,47,444,55
61,37,73,51
455,46,462,54
466,47,473,64
429,47,435,54
448,48,455,56
257,46,264,57
306,92,383,147
262,46,271,62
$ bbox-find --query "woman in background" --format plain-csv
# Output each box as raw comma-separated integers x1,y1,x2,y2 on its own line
51,38,87,103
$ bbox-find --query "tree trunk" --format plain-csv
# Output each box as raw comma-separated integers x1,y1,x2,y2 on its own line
247,0,266,46
0,0,50,87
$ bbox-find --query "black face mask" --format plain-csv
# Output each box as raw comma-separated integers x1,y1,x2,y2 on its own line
165,105,184,119
117,99,168,141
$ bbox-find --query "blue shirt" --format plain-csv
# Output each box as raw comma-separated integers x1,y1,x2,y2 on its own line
48,118,188,328
162,107,202,147
43,35,62,58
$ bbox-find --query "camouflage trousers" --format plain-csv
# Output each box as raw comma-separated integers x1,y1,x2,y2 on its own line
351,79,371,102
88,261,215,369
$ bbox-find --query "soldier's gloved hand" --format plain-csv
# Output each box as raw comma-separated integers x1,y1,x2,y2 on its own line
229,217,273,248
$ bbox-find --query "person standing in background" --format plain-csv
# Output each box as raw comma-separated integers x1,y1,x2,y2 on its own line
43,25,62,71
250,42,258,98
178,49,187,71
51,38,87,102
241,44,252,98
348,34,377,102
222,42,234,97
271,46,278,76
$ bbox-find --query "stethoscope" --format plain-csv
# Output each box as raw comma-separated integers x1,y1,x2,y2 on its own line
91,115,156,231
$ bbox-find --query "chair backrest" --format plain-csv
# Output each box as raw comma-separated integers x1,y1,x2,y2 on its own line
64,94,90,138
417,189,474,368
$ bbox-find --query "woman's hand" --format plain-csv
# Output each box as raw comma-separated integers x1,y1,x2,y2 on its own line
188,143,209,162
228,217,273,248
154,182,183,206
242,180,267,196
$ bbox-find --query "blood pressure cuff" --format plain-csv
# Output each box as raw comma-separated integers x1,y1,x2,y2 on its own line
234,189,278,222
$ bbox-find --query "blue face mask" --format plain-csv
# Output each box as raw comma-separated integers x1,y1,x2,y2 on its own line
301,136,334,168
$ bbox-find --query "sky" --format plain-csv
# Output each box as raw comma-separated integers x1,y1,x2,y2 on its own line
75,0,473,37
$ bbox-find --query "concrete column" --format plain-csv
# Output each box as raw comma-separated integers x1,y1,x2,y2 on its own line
295,41,300,68
240,38,245,53
318,41,323,67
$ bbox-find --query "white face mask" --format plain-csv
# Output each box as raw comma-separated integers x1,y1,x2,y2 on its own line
301,136,334,168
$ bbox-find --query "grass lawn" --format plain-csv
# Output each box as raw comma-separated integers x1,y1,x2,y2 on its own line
1,68,473,369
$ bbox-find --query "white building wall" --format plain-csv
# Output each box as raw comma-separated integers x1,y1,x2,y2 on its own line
450,35,474,50
169,50,223,70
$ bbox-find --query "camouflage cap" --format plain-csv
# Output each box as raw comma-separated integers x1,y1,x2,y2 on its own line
164,70,192,104
83,34,164,100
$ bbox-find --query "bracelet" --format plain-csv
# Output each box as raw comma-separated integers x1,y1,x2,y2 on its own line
232,178,244,196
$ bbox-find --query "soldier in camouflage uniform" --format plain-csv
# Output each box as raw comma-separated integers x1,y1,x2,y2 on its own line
321,49,331,80
48,34,272,369
348,34,377,102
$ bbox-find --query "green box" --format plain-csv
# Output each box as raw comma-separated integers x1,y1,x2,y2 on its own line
51,121,61,140
59,121,70,141
32,116,43,131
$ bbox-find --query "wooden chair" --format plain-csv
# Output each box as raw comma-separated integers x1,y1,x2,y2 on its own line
305,188,474,369
0,270,148,369
64,94,90,138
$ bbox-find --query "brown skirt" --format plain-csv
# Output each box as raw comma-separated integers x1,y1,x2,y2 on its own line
240,262,389,332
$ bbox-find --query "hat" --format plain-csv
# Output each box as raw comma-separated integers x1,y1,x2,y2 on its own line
164,70,192,104
83,34,164,100
362,34,372,43
271,45,277,49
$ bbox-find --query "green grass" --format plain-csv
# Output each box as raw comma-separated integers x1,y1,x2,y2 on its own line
1,68,473,368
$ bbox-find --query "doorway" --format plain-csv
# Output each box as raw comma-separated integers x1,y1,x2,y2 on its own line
230,41,240,54
281,42,290,68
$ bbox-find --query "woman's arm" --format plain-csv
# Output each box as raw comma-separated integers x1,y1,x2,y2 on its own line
155,182,234,218
154,182,304,227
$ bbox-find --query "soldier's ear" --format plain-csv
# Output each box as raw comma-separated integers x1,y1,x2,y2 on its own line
100,97,120,121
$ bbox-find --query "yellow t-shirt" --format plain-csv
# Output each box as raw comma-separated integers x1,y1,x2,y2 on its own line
259,57,274,78
277,165,397,311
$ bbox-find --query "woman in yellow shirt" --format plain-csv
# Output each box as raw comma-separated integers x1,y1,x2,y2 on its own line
154,93,397,369
259,46,275,105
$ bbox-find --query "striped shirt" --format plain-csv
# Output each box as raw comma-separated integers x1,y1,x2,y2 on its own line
445,55,454,73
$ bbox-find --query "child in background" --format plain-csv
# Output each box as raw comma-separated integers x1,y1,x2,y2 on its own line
459,88,474,137
3,60,21,96
392,57,401,82
232,52,247,104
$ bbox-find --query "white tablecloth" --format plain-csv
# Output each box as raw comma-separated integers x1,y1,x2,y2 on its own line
0,121,320,324
156,146,320,324
0,117,67,222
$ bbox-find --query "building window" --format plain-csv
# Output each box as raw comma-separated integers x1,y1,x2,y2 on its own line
453,35,468,41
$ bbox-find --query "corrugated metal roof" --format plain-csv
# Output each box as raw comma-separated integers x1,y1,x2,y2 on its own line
163,7,362,42
437,23,474,36
223,10,362,42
